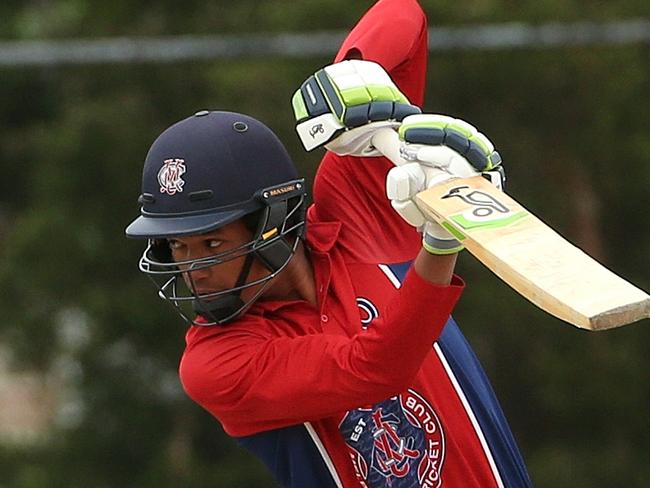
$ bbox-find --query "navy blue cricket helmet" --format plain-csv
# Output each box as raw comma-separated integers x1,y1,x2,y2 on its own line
126,110,307,325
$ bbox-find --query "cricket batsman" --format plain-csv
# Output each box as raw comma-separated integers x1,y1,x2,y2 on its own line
126,0,532,486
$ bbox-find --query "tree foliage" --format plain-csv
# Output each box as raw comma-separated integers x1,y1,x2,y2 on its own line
0,1,649,487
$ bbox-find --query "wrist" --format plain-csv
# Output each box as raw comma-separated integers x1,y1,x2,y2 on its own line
413,248,458,285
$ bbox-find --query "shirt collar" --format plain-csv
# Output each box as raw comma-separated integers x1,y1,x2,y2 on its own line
305,218,341,254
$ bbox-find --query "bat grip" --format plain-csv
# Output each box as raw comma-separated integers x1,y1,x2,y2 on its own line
371,128,407,166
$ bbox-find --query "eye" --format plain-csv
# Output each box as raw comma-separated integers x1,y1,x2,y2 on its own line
168,239,184,251
207,239,222,250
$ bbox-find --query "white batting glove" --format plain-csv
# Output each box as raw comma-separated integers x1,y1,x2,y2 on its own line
387,114,505,255
291,60,421,156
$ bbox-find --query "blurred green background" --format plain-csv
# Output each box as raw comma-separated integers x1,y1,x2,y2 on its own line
1,1,649,487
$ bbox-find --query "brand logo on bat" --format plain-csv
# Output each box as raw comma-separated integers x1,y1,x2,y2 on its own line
442,185,529,230
340,389,445,488
309,123,325,138
158,158,186,195
442,185,508,217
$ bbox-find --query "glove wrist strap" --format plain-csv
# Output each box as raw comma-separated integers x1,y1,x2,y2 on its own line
422,234,464,255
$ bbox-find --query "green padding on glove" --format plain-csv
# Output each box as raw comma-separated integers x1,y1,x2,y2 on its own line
291,90,309,121
398,115,502,172
293,59,421,153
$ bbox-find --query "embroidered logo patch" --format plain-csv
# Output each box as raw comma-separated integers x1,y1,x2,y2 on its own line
339,389,445,487
356,297,379,329
158,158,186,195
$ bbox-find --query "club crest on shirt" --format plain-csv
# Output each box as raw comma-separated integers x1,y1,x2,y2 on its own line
356,297,379,329
339,389,445,487
158,158,186,195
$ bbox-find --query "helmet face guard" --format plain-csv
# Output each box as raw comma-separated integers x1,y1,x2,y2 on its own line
138,180,306,325
126,111,307,326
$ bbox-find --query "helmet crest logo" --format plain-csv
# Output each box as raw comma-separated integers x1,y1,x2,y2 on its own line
158,158,186,195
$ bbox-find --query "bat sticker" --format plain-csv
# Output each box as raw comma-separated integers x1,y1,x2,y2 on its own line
442,185,509,217
442,185,529,230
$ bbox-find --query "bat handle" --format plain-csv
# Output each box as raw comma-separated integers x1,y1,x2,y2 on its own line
371,128,407,166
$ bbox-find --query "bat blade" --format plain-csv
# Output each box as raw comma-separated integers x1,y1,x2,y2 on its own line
415,176,650,330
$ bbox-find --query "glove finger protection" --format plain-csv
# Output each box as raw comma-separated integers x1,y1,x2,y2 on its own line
399,114,502,172
387,163,465,255
292,60,421,156
387,114,505,255
401,114,507,189
387,164,426,228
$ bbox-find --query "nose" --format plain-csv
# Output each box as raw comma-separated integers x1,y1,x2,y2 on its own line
172,242,221,291
178,251,214,284
187,262,210,279
180,263,214,295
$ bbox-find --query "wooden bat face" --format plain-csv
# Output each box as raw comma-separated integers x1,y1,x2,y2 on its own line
415,175,650,330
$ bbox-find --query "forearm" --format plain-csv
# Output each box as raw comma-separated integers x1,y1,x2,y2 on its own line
413,248,458,285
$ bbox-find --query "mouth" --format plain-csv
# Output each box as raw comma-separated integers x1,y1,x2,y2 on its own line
193,288,219,296
184,280,221,296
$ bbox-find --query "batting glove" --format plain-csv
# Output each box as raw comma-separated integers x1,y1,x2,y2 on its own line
387,114,505,255
291,60,421,156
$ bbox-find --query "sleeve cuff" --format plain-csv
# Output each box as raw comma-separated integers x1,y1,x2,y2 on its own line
396,267,465,324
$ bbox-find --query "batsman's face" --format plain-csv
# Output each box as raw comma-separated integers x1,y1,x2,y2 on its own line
167,220,266,301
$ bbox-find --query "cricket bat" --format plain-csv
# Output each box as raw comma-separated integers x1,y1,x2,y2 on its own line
371,128,650,330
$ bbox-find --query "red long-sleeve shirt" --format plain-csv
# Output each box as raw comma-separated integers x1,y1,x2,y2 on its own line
179,1,531,486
